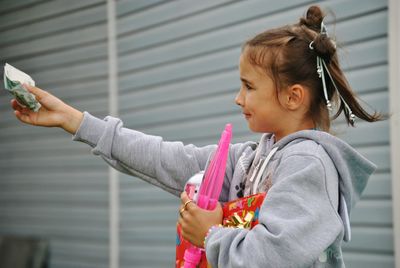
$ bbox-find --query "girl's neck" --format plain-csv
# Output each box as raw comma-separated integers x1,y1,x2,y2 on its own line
274,120,316,142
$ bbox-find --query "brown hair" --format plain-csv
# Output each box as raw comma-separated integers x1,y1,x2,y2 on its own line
242,5,382,131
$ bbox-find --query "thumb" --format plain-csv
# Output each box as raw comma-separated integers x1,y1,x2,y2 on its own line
22,83,48,102
215,201,223,213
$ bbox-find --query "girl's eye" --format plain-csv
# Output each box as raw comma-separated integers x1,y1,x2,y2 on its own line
245,84,254,90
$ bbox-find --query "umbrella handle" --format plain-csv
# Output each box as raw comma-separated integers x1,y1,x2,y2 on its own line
183,246,202,268
197,195,218,210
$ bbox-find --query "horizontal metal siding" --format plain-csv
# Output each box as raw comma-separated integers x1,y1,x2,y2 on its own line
0,1,110,268
117,0,392,267
332,1,392,267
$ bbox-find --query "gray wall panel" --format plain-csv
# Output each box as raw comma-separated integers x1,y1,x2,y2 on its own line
1,24,107,60
0,1,109,267
0,2,106,46
116,0,166,17
0,0,48,15
344,253,394,268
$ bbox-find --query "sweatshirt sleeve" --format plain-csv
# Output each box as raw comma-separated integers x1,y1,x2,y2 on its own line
205,152,343,268
72,112,245,197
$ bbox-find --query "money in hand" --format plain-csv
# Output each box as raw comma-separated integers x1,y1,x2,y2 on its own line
3,63,41,112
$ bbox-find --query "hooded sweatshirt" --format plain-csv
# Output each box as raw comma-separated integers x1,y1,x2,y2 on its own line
72,112,376,268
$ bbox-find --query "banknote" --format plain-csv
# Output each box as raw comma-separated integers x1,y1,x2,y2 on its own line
3,63,41,112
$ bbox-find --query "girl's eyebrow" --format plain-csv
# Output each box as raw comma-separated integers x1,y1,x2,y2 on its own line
240,77,255,86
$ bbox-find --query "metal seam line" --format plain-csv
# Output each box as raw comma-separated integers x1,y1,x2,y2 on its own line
389,0,400,267
107,0,119,267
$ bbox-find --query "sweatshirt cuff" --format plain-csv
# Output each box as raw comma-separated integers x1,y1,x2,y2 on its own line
72,111,106,147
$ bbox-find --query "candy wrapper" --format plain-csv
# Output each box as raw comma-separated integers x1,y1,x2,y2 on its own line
3,63,41,112
222,192,266,229
176,192,266,268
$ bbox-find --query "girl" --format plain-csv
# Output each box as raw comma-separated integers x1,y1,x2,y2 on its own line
11,5,381,268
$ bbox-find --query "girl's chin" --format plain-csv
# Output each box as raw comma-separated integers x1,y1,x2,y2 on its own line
247,123,260,133
247,123,270,133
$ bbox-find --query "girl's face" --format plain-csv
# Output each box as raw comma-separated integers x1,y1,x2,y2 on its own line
235,53,288,134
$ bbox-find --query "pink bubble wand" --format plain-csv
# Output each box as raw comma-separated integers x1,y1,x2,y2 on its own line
183,124,232,268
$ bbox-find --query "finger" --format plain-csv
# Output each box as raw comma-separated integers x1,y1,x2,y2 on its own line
180,191,191,204
14,110,32,124
178,215,184,226
11,99,31,114
179,227,188,242
179,206,186,219
180,191,196,214
11,99,22,110
214,201,223,211
178,220,192,243
185,200,195,212
22,83,48,101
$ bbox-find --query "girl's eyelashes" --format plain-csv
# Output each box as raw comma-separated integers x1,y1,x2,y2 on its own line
241,81,254,91
245,83,254,90
240,78,255,90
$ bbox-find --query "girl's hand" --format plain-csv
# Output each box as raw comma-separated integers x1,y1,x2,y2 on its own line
11,84,83,134
178,192,223,248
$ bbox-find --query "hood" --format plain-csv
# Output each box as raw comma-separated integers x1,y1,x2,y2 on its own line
270,130,377,242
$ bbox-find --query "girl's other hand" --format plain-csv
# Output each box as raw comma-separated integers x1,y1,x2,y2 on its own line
178,191,223,248
11,84,83,134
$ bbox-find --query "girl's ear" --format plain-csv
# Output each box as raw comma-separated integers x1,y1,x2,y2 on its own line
283,84,308,111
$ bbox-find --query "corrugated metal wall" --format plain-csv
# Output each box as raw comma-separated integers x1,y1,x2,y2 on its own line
0,0,392,267
0,1,110,267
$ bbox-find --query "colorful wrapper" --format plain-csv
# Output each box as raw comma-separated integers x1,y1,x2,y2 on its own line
222,192,266,229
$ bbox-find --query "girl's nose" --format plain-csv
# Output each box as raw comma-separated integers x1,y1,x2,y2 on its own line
235,88,244,107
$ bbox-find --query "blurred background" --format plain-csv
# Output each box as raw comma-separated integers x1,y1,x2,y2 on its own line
0,0,396,267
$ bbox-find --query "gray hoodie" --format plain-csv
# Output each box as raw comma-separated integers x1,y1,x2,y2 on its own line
72,112,376,268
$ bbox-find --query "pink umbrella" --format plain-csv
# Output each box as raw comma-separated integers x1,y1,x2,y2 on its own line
184,124,232,268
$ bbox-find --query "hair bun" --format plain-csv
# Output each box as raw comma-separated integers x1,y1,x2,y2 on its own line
299,6,325,32
300,6,336,61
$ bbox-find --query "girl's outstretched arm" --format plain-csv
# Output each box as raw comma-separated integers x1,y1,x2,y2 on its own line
72,111,234,196
71,109,255,197
10,84,252,198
